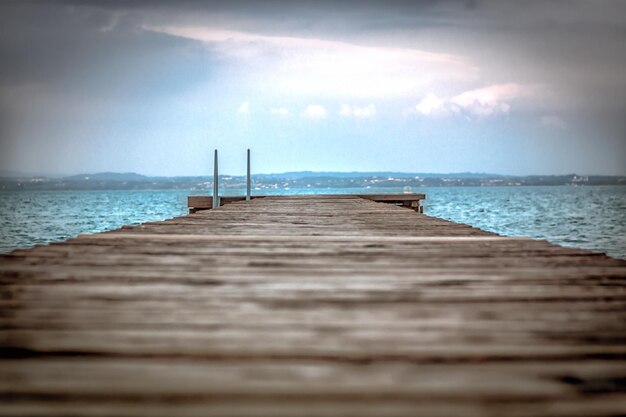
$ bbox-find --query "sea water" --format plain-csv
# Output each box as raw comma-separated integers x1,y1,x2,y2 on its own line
0,186,624,259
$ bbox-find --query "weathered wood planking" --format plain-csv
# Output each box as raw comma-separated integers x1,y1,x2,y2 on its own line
1,194,625,417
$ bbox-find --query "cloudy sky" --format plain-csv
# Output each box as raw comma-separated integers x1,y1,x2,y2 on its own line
0,0,624,176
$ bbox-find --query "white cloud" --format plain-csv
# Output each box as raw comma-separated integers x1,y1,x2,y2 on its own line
339,104,376,118
450,84,522,117
270,107,290,117
353,104,376,118
541,115,567,130
238,100,249,114
414,93,446,116
339,104,352,117
409,84,529,119
144,26,478,99
302,104,327,120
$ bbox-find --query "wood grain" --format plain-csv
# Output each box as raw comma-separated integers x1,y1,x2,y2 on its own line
1,195,625,416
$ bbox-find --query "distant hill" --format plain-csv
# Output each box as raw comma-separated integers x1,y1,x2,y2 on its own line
63,172,148,181
255,171,503,179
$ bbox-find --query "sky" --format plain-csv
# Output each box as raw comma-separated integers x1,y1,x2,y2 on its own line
0,0,624,176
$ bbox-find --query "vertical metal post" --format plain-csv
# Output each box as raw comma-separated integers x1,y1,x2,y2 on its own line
246,149,251,201
212,149,219,209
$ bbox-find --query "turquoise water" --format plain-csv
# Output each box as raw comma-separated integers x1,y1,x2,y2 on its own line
0,186,624,259
0,190,190,253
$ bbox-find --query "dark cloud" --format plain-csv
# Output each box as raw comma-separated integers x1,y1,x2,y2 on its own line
0,3,214,96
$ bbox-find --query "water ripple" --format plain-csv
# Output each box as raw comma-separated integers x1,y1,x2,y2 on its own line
0,186,624,259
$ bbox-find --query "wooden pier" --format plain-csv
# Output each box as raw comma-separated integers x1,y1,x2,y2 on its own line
1,195,625,416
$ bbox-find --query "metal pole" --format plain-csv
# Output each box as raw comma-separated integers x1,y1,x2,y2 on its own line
246,149,251,201
213,149,219,209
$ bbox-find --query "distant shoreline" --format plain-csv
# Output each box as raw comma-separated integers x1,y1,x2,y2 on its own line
1,172,624,191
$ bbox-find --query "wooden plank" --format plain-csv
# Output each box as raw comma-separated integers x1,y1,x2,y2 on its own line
356,193,425,201
75,234,529,243
1,195,625,416
188,196,255,210
188,194,425,210
187,195,213,208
